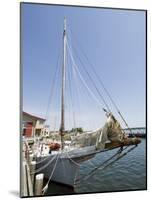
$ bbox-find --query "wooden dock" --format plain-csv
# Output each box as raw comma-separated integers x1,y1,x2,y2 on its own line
21,141,44,197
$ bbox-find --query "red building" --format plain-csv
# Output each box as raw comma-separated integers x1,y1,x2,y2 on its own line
22,112,46,137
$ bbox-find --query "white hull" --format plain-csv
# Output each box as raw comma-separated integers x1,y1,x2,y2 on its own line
36,146,96,187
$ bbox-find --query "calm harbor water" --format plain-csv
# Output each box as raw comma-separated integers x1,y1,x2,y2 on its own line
45,139,146,196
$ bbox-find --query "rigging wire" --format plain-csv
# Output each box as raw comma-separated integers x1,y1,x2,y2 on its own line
67,40,106,111
65,52,72,130
68,32,85,130
50,64,62,131
67,52,76,129
49,56,62,131
75,145,137,185
44,52,61,125
68,32,105,130
67,34,111,113
68,27,132,132
70,53,85,130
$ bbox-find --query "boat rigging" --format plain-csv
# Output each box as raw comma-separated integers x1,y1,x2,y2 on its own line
26,18,141,191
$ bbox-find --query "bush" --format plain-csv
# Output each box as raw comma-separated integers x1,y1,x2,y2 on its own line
70,127,84,133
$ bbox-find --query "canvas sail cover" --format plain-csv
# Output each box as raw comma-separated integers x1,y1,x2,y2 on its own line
71,131,99,147
71,113,125,150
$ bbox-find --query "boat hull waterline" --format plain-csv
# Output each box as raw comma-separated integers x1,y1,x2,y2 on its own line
36,146,96,187
36,138,141,187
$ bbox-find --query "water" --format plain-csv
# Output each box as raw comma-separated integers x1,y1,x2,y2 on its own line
45,139,146,196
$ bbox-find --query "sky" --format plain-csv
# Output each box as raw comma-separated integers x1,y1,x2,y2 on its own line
22,3,146,130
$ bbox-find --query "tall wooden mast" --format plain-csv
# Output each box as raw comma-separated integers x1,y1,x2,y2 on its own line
60,18,67,150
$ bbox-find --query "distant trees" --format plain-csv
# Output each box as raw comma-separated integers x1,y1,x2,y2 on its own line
47,127,84,141
62,127,83,141
70,127,83,133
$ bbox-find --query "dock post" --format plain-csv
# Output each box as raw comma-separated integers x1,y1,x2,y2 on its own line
26,163,34,196
30,161,36,185
21,161,28,197
29,153,34,164
34,173,44,196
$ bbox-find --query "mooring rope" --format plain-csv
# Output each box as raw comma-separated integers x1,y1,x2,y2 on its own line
42,153,60,194
36,153,56,165
65,151,81,166
30,153,58,175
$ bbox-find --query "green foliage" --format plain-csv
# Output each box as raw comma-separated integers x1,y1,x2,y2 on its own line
70,127,84,133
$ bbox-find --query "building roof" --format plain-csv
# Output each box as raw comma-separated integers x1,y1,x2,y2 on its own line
23,111,46,121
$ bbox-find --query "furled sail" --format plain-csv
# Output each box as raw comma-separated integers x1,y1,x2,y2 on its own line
71,112,126,150
71,131,99,148
96,112,126,150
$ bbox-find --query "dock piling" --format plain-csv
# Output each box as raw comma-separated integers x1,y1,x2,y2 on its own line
35,173,44,196
30,161,36,185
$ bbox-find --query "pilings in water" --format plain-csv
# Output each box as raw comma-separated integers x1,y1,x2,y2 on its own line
21,141,44,197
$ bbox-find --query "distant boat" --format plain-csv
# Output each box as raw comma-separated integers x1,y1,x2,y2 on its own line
33,18,141,189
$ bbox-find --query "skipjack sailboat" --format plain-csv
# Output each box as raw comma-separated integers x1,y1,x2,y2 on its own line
33,18,141,193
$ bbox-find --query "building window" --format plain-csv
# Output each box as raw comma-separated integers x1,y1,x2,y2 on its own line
35,129,41,136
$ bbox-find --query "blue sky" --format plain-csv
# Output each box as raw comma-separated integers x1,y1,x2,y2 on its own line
22,3,146,130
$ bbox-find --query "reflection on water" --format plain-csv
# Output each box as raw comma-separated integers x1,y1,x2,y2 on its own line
45,139,146,196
